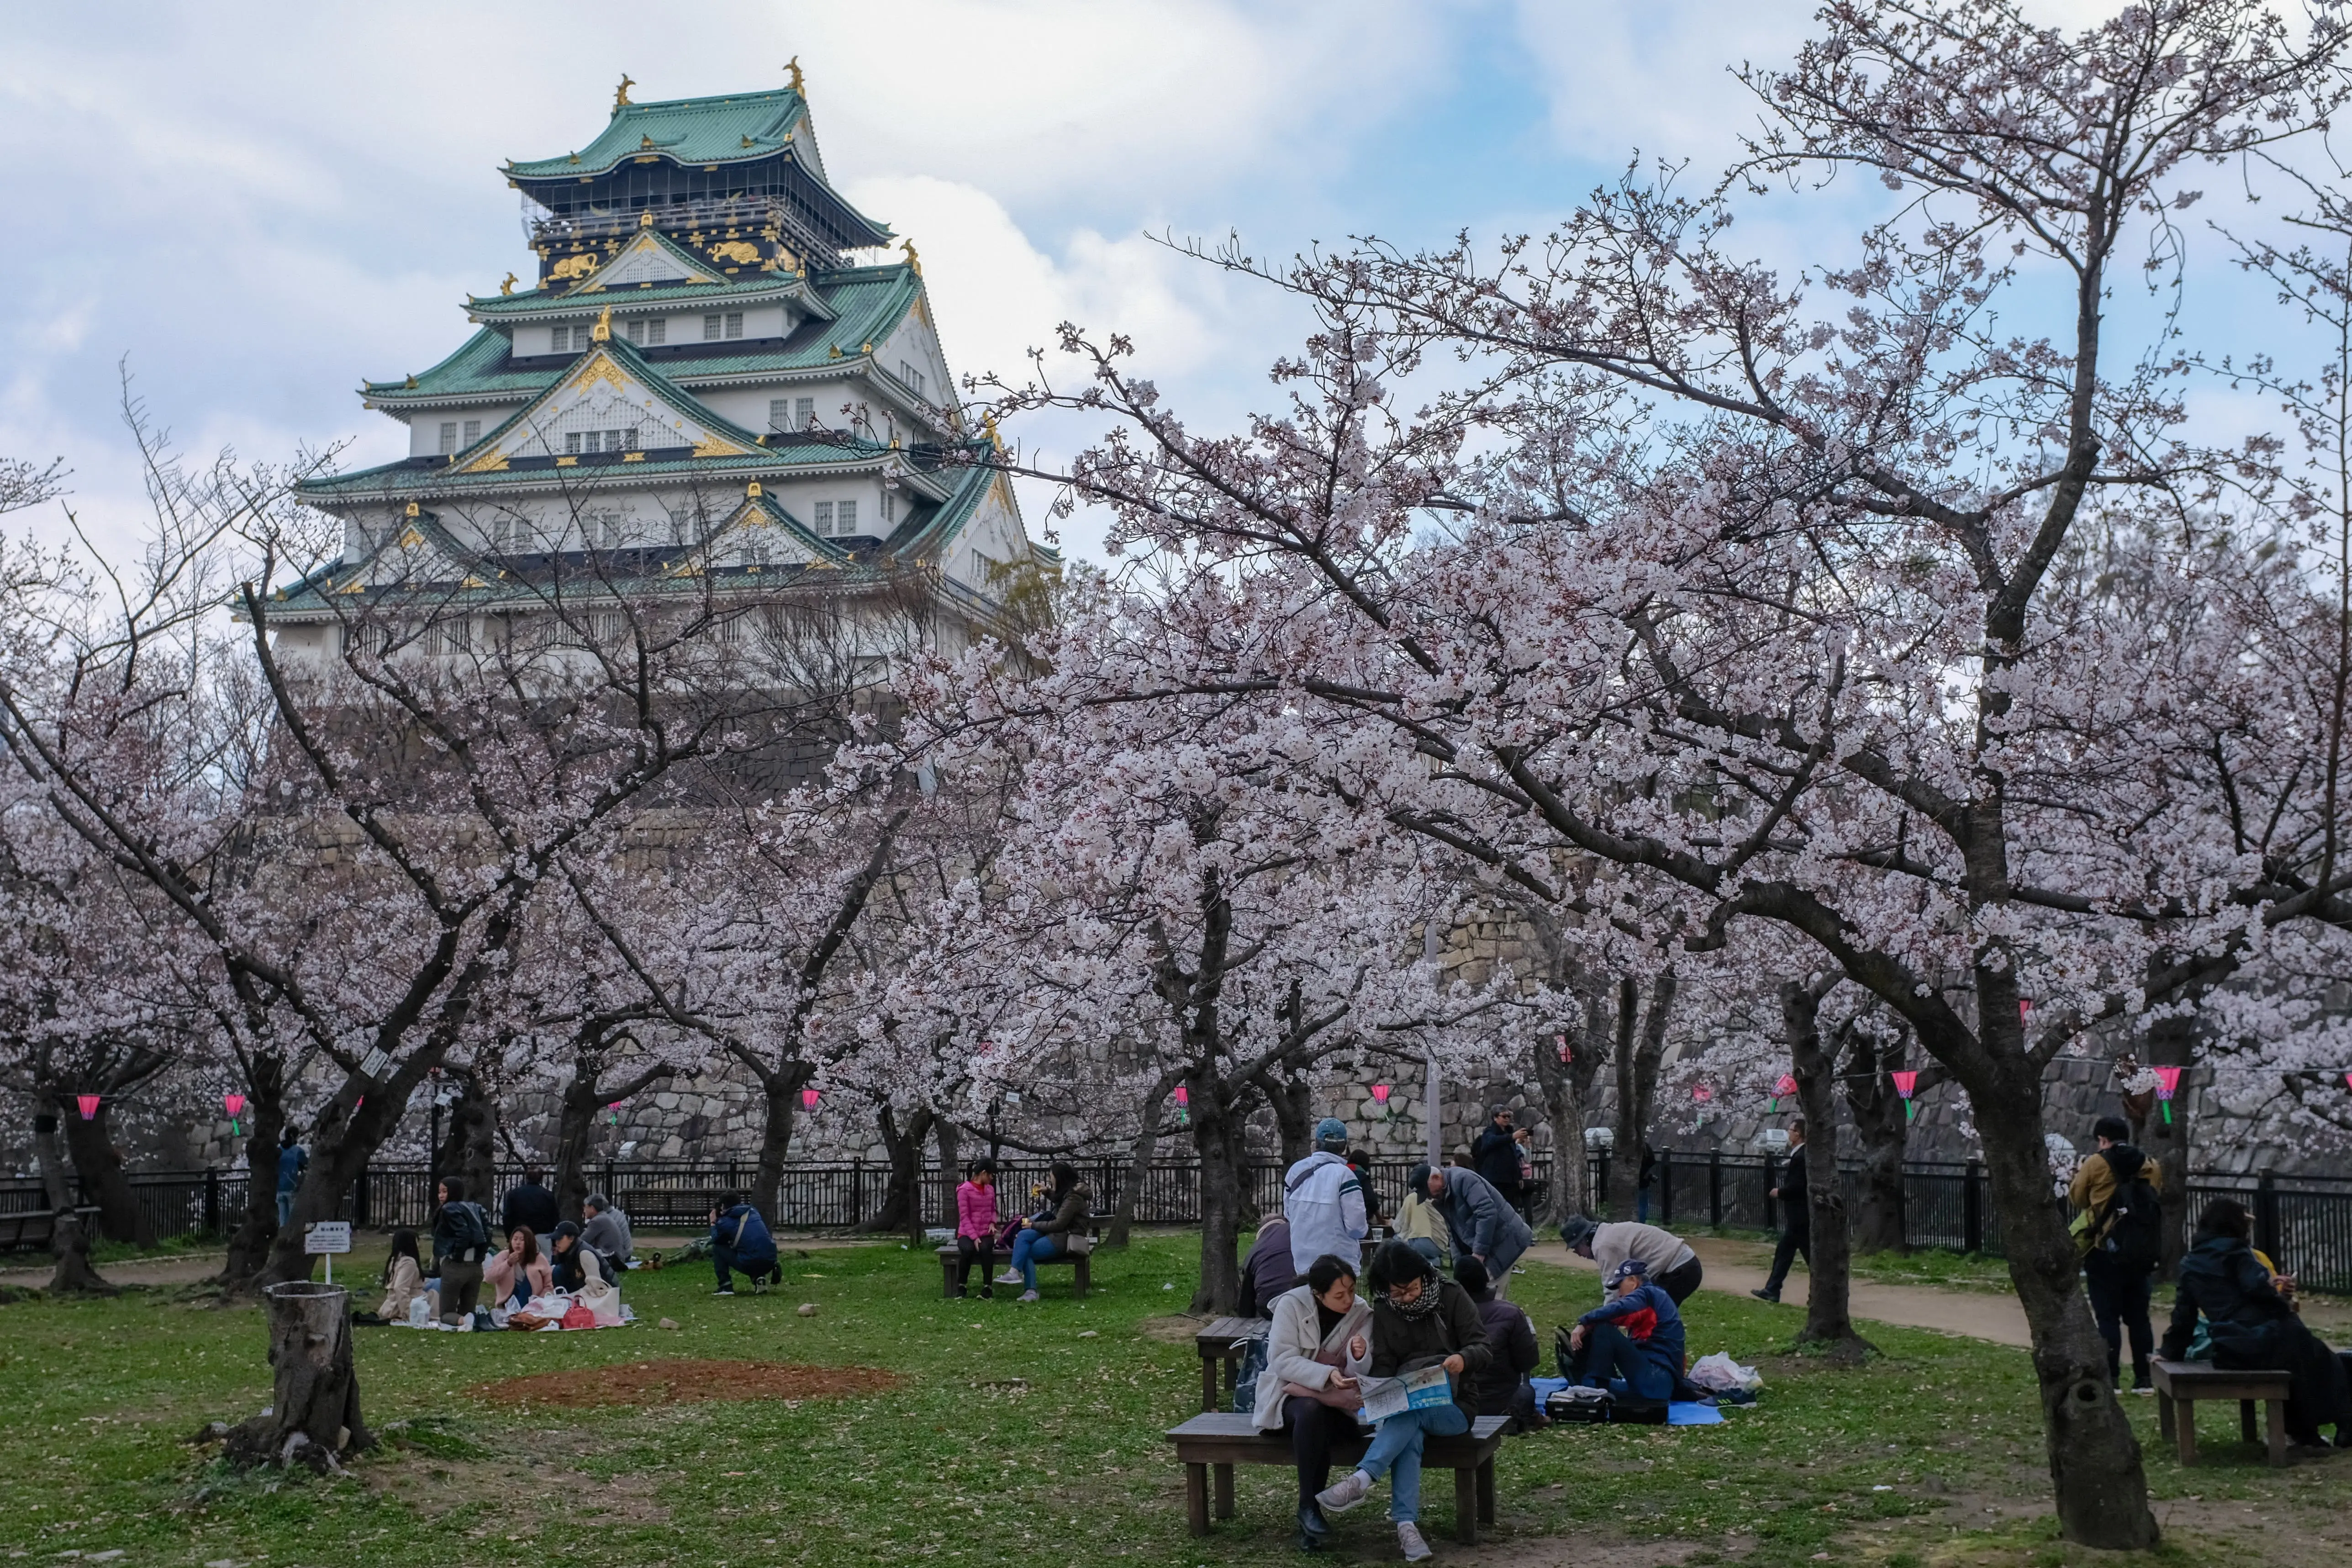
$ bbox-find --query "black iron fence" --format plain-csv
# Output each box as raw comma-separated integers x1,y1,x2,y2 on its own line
8,1154,2351,1292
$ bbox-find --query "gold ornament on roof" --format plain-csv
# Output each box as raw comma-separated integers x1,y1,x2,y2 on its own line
710,240,761,266
614,74,635,108
640,210,656,228
902,239,922,276
982,411,1002,450
499,272,517,296
403,374,417,389
405,502,420,517
747,482,763,498
550,252,598,282
591,306,613,343
786,57,804,93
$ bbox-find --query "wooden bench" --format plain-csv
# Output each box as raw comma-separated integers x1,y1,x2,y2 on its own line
2151,1357,2290,1467
937,1220,1099,1299
1166,1411,1509,1544
0,1207,100,1254
1195,1315,1270,1411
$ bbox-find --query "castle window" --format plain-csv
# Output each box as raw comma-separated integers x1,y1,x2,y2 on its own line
706,315,724,341
438,422,458,454
769,398,789,431
901,361,926,397
836,499,858,534
551,325,571,352
812,502,833,535
624,317,666,346
725,311,744,339
462,419,481,446
796,396,816,428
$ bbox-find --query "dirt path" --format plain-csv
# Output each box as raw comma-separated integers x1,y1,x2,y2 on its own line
1529,1236,2036,1346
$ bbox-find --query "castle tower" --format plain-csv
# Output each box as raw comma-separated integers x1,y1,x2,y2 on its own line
273,72,1049,662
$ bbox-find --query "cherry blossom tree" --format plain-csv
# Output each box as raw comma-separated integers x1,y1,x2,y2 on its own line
966,2,2352,1540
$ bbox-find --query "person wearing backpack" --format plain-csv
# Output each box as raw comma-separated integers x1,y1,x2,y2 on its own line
2068,1115,2165,1393
428,1177,492,1328
708,1192,780,1296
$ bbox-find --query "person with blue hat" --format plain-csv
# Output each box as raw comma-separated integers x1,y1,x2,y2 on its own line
1564,1255,1686,1406
1283,1118,1369,1275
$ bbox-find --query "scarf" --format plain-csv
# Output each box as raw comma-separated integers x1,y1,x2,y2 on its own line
1390,1278,1445,1320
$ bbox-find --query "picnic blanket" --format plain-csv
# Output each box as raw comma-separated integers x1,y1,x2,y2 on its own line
1529,1376,1724,1425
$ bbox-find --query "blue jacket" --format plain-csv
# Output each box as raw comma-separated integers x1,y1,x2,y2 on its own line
711,1203,775,1261
276,1144,307,1195
1579,1282,1686,1379
1433,1167,1533,1267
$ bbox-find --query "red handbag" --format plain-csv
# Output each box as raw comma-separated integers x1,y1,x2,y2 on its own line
559,1299,596,1330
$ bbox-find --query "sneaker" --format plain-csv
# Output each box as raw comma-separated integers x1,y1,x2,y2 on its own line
1749,1288,1779,1303
715,1285,735,1296
1397,1521,1434,1562
994,1270,1023,1286
1314,1470,1373,1515
1018,1289,1040,1303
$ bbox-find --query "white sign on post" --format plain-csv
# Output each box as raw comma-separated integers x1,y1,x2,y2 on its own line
305,1220,353,1284
358,1048,392,1082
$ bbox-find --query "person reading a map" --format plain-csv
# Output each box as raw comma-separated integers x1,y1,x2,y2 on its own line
1313,1239,1492,1563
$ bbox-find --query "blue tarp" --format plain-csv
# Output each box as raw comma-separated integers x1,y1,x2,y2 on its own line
1530,1376,1726,1425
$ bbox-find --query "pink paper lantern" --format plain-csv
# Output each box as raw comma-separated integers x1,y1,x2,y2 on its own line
1692,1085,1712,1103
2151,1065,2184,1124
1173,1086,1189,1107
2344,1069,2352,1093
1890,1070,1920,1122
801,1087,821,1110
2019,997,2033,1021
1775,1074,1798,1098
223,1093,246,1119
75,1094,100,1120
1555,1033,1572,1063
1371,1083,1391,1105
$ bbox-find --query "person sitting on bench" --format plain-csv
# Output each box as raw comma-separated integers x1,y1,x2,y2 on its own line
1005,1161,1089,1303
2162,1198,2351,1452
1251,1251,1371,1551
1565,1257,1684,1407
1455,1257,1545,1431
709,1193,780,1296
1314,1239,1492,1563
1239,1215,1301,1319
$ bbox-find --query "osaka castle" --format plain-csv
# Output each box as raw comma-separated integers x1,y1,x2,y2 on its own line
276,69,1049,659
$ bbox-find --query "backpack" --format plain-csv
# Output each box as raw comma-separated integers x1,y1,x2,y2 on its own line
2097,1161,2163,1273
444,1200,490,1261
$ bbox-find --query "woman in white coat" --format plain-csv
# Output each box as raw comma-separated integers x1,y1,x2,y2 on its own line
1253,1252,1373,1551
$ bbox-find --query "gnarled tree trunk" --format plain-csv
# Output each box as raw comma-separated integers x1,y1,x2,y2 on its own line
431,1070,497,1211
866,1102,937,1242
32,1109,112,1296
750,1060,814,1224
552,1056,674,1224
1841,1026,1924,1255
58,1097,153,1247
219,1052,286,1286
1783,982,1867,1352
1606,972,1676,1218
1107,1073,1181,1248
1188,1077,1252,1315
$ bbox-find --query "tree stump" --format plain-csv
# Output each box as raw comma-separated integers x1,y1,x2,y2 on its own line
223,1282,371,1472
45,1211,117,1298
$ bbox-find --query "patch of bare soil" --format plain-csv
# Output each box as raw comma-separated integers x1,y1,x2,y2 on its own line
471,1358,901,1409
1138,1312,1211,1345
1445,1526,1731,1566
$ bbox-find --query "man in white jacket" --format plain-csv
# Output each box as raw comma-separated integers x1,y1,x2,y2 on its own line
1284,1118,1370,1275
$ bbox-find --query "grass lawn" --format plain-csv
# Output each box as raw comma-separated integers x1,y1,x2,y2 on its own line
0,1232,2345,1568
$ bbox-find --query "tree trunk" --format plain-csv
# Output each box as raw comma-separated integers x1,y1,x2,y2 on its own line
2136,994,2198,1281
1535,1002,1607,1227
1189,1084,1249,1314
220,1053,286,1286
935,1118,961,1224
32,1110,112,1295
1841,1029,1918,1255
866,1103,936,1243
223,1282,370,1473
1109,1073,1181,1248
551,1071,605,1226
59,1099,152,1247
1783,984,1867,1352
1269,1072,1315,1167
750,1061,812,1224
1607,973,1676,1218
431,1072,497,1214
1966,1048,2158,1548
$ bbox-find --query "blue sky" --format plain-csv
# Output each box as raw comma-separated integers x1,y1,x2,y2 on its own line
0,0,2305,561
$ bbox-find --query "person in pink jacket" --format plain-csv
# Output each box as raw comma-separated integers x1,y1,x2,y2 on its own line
951,1159,1002,1299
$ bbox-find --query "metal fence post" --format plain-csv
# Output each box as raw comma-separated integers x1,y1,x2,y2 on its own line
354,1166,370,1229
1963,1159,1984,1256
1763,1154,1777,1233
2256,1168,2281,1266
204,1168,220,1235
1659,1149,1674,1227
1709,1149,1722,1228
1595,1150,1611,1215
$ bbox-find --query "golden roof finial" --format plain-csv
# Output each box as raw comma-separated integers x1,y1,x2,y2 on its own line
901,238,922,276
499,272,517,296
982,410,1002,450
639,209,656,228
591,306,613,343
615,74,635,109
786,56,804,93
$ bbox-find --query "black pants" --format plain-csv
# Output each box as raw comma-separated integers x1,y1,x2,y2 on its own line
953,1235,997,1295
437,1258,482,1325
1285,1395,1359,1513
714,1244,779,1290
1655,1256,1703,1304
2084,1256,2154,1385
1763,1222,1810,1295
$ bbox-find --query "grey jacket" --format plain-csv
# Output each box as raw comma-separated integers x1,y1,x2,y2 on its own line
581,1207,633,1262
1433,1168,1533,1267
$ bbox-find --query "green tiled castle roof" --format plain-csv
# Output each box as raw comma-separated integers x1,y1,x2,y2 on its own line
507,88,806,180
366,264,925,406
